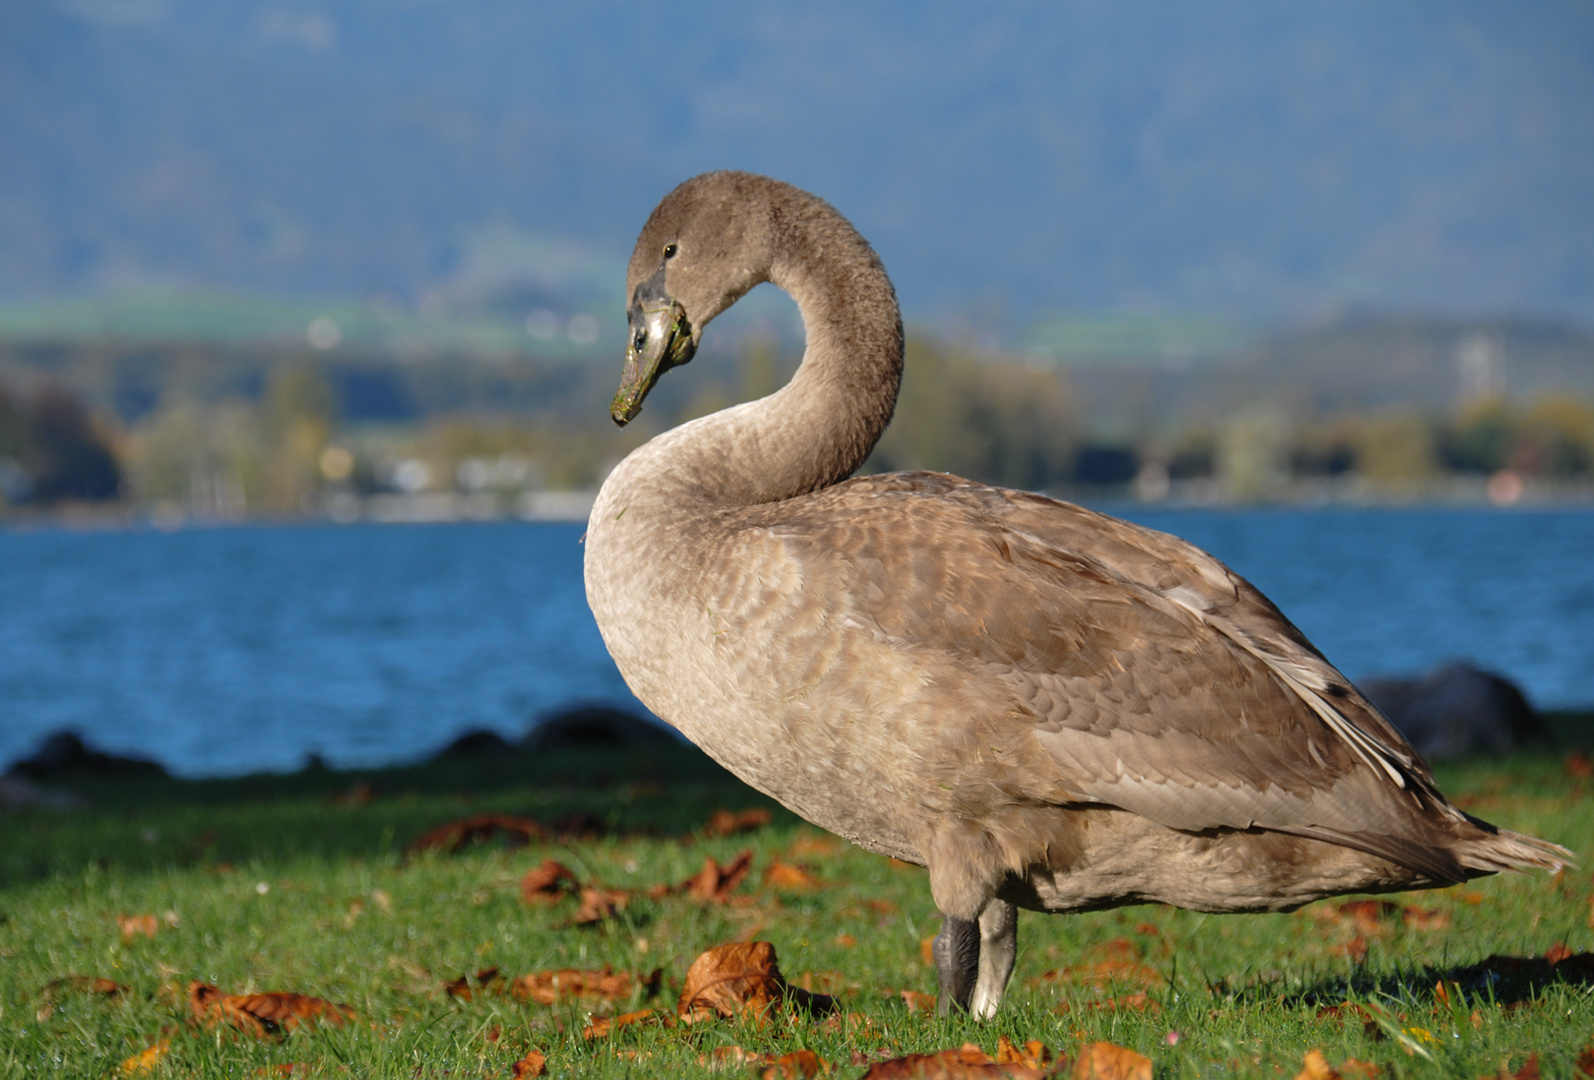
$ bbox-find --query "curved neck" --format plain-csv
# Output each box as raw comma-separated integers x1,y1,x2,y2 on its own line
646,205,903,508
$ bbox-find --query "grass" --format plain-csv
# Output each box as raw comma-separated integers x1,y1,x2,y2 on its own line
3,735,1594,1079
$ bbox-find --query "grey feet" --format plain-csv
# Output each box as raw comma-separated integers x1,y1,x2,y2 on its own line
933,900,1017,1019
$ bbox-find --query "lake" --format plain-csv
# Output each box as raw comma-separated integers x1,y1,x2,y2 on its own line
3,507,1591,777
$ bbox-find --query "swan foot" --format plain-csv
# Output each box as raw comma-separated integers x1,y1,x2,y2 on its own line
933,901,1018,1018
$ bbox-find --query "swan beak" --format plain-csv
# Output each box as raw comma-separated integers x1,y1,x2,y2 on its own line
611,298,696,426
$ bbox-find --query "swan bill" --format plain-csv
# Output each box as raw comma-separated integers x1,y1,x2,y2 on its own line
612,297,695,426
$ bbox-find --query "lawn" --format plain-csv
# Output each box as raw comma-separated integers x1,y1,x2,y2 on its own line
3,733,1592,1079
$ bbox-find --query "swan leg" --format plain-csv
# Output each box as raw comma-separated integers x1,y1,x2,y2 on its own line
969,900,1017,1019
932,914,980,1016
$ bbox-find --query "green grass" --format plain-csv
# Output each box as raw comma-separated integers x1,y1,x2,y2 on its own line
3,742,1593,1078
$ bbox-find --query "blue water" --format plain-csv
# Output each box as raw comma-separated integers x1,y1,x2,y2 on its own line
2,509,1591,777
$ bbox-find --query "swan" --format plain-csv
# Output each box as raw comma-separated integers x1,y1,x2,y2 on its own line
584,171,1570,1018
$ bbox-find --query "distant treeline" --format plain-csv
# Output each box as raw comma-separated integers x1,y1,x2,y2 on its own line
1,315,1592,514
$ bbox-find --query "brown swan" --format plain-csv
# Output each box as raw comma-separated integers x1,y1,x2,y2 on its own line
583,171,1570,1018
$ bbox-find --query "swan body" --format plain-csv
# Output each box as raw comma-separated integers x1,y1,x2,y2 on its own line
584,172,1569,1017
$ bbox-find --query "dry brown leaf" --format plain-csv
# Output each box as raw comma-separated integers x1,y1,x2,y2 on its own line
581,1008,667,1039
1544,942,1574,964
995,1037,1052,1070
188,980,351,1038
120,1039,170,1075
668,850,755,903
442,967,501,1000
1329,936,1368,963
1567,752,1594,778
1071,1042,1151,1080
900,989,937,1014
569,887,631,925
1340,1061,1380,1079
1575,1045,1594,1078
764,861,822,891
1401,907,1451,931
707,1047,828,1078
857,1042,1054,1079
920,936,936,966
510,966,660,1004
519,859,579,904
788,832,842,858
511,1049,547,1078
679,941,788,1023
117,913,159,941
677,941,835,1024
1335,900,1399,935
1295,1050,1341,1080
43,974,128,999
405,814,548,855
704,808,775,837
835,934,857,948
1484,1053,1542,1080
864,899,898,916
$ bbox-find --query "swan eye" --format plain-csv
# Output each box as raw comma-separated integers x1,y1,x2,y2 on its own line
633,330,647,350
662,243,678,259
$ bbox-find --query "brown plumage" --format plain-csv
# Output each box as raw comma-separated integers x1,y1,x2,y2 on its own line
584,171,1570,1017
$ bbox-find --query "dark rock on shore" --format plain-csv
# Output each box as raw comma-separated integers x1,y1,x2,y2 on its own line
1361,662,1551,761
520,705,678,752
7,730,168,781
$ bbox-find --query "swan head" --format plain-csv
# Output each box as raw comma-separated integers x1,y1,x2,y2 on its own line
611,171,776,425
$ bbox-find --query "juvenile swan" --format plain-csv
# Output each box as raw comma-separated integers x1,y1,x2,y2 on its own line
584,172,1569,1018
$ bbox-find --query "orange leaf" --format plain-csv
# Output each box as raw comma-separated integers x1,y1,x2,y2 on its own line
995,1037,1052,1070
1056,992,1157,1015
405,814,548,855
858,1042,1054,1078
442,967,501,1000
1330,936,1368,963
1335,900,1399,935
789,832,842,858
677,941,835,1024
677,850,755,903
511,1049,547,1078
1485,1053,1542,1080
519,859,578,904
1340,1060,1381,1079
704,808,774,837
1071,1042,1151,1080
570,887,631,925
1295,1050,1341,1080
1566,751,1593,778
1575,1044,1594,1078
764,861,821,891
1544,942,1574,964
581,1008,666,1040
900,989,938,1014
709,1047,829,1078
117,914,159,941
188,980,351,1038
1401,907,1450,931
44,974,128,998
510,966,660,1005
120,1039,169,1075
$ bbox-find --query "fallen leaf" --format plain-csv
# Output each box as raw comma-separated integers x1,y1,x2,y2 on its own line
510,966,660,1005
864,899,898,916
120,1039,170,1075
511,1049,547,1078
664,850,755,903
1484,1053,1541,1080
43,974,128,999
835,934,857,948
442,967,501,1000
1072,1042,1151,1080
117,913,159,941
789,832,842,858
519,859,579,904
678,941,835,1024
764,861,822,891
1575,1044,1594,1077
570,887,631,925
1335,900,1399,935
1566,751,1593,778
707,1047,828,1078
1330,936,1368,963
900,989,937,1014
921,937,936,966
1055,992,1158,1015
1340,1061,1380,1079
858,1042,1055,1078
188,980,352,1038
405,814,548,855
995,1037,1051,1070
1544,942,1574,964
581,1008,666,1039
704,807,774,837
1295,1050,1341,1080
1401,907,1450,931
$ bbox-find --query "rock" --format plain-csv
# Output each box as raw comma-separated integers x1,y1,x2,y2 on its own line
1360,662,1550,761
430,728,517,761
6,730,168,781
520,705,677,752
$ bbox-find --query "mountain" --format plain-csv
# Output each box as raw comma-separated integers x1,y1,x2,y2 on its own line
2,0,1592,327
